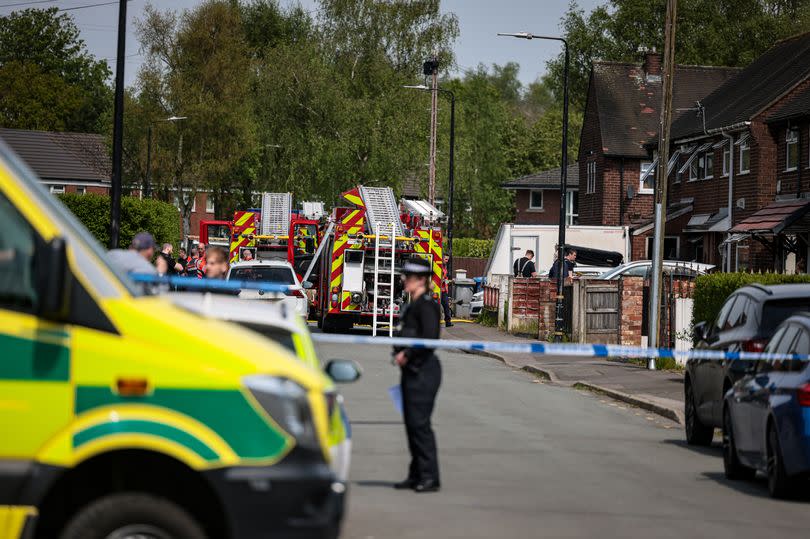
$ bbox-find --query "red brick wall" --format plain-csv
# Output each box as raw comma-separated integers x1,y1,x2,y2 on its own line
509,278,559,337
578,81,604,225
619,276,644,346
513,189,561,225
771,122,809,196
187,192,216,238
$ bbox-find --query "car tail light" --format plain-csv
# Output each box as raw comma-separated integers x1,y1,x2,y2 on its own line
742,339,768,353
798,384,810,407
285,288,306,298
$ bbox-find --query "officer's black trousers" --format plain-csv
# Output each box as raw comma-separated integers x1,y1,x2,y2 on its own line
440,292,452,324
401,357,442,483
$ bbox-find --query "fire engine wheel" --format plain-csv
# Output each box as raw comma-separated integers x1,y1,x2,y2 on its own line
59,493,206,539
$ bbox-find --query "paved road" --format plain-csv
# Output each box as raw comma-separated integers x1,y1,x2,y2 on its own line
314,339,809,539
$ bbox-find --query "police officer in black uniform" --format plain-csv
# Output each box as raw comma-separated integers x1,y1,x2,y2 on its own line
393,257,442,493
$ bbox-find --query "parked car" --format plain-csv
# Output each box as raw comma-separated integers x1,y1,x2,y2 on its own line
596,260,714,280
685,284,810,445
168,292,360,482
471,290,483,317
723,313,810,497
228,259,309,316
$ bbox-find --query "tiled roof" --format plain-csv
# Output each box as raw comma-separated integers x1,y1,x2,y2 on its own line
672,32,810,139
592,62,739,157
502,163,579,189
730,198,810,235
0,128,111,183
766,84,810,123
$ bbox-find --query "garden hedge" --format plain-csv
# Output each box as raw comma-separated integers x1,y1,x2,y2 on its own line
58,193,181,249
451,238,493,258
692,272,810,327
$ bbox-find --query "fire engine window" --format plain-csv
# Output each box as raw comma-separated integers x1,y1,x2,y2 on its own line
0,190,37,311
345,250,364,263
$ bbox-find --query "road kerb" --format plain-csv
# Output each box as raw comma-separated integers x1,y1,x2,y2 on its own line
572,382,685,425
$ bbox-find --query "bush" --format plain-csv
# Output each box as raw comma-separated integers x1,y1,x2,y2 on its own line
452,238,493,258
692,272,810,326
59,193,181,249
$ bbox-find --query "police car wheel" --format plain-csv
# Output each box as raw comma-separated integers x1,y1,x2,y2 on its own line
60,493,206,539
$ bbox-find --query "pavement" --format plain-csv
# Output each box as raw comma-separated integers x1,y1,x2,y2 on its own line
315,339,810,539
443,322,686,425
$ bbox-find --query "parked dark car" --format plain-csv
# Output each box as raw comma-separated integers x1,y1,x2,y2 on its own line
723,313,810,498
685,284,810,446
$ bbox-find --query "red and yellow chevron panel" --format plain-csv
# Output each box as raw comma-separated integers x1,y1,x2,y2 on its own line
230,211,257,264
414,228,443,297
342,187,364,208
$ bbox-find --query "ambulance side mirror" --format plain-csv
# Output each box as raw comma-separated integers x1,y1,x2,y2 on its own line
38,236,72,320
324,359,362,383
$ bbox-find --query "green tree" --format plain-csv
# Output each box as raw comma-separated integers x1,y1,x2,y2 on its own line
0,7,111,132
547,0,810,110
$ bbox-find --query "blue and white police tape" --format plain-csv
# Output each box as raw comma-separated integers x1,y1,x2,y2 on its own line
309,333,810,363
129,273,291,293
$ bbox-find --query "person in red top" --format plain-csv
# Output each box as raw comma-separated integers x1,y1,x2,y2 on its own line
440,254,452,327
196,244,207,279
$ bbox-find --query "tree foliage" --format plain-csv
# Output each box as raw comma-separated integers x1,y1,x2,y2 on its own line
0,8,111,132
547,0,810,110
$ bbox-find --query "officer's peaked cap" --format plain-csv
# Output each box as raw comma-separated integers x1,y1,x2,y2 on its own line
402,257,432,276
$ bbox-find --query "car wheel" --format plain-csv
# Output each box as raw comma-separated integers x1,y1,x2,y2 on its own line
722,407,755,480
59,493,206,539
685,381,713,446
767,423,795,499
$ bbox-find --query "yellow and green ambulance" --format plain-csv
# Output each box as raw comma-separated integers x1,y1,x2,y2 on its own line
0,141,345,539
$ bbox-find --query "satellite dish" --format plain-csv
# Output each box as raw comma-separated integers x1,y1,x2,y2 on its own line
627,185,636,199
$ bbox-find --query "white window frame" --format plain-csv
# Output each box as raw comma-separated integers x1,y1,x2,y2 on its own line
786,129,798,172
565,189,579,226
739,141,751,174
174,193,196,212
689,157,700,181
205,195,215,213
49,185,65,195
528,189,544,210
76,186,86,195
704,151,714,180
639,160,654,194
722,146,730,176
586,161,596,194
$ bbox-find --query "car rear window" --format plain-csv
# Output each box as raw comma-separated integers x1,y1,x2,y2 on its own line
239,322,297,353
761,299,810,334
230,266,295,284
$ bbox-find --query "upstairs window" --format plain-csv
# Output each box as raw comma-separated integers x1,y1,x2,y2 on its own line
722,145,731,176
566,190,579,226
704,152,714,179
529,190,543,209
586,161,596,194
786,129,798,171
639,160,654,193
739,140,751,174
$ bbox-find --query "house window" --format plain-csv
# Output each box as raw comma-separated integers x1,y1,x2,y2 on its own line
722,146,731,176
49,185,65,195
528,190,544,209
689,156,701,181
76,186,86,195
586,161,596,194
786,129,798,171
739,140,750,174
704,152,714,179
565,190,579,226
646,236,680,259
173,193,196,212
205,195,215,213
639,160,654,193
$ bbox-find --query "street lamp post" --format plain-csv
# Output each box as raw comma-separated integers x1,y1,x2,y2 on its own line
146,116,187,199
498,31,570,343
109,0,128,249
403,84,456,274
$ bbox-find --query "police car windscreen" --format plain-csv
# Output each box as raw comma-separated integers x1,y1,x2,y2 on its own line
230,267,296,284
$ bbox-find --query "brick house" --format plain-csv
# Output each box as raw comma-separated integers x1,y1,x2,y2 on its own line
0,128,111,195
576,52,739,259
501,163,579,225
666,32,810,271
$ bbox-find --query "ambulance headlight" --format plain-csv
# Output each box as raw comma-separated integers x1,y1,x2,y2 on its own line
244,376,318,450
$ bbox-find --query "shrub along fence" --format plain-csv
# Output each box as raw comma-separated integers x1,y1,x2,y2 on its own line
59,193,181,249
692,272,810,327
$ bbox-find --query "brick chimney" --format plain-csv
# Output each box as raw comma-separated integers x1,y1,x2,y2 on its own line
643,48,662,79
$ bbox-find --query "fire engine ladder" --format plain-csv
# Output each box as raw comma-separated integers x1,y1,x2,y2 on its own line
372,221,396,337
359,186,404,237
259,192,292,236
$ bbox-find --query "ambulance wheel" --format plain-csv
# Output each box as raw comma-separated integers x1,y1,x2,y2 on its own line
60,492,206,539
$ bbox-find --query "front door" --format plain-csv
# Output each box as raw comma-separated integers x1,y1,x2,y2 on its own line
0,187,72,460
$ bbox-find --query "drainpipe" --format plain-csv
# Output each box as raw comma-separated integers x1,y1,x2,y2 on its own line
722,130,735,272
797,125,803,198
619,157,625,227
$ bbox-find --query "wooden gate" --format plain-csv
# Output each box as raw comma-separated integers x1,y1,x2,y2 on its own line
575,281,619,344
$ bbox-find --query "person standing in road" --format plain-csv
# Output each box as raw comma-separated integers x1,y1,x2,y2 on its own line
549,247,577,280
158,243,183,274
177,247,189,276
440,254,453,328
513,250,537,278
393,257,442,493
196,244,207,278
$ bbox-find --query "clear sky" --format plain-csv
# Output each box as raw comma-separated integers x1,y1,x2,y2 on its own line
0,0,602,87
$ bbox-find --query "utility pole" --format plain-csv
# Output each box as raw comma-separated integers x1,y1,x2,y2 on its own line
109,0,128,248
425,54,439,206
648,0,678,369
